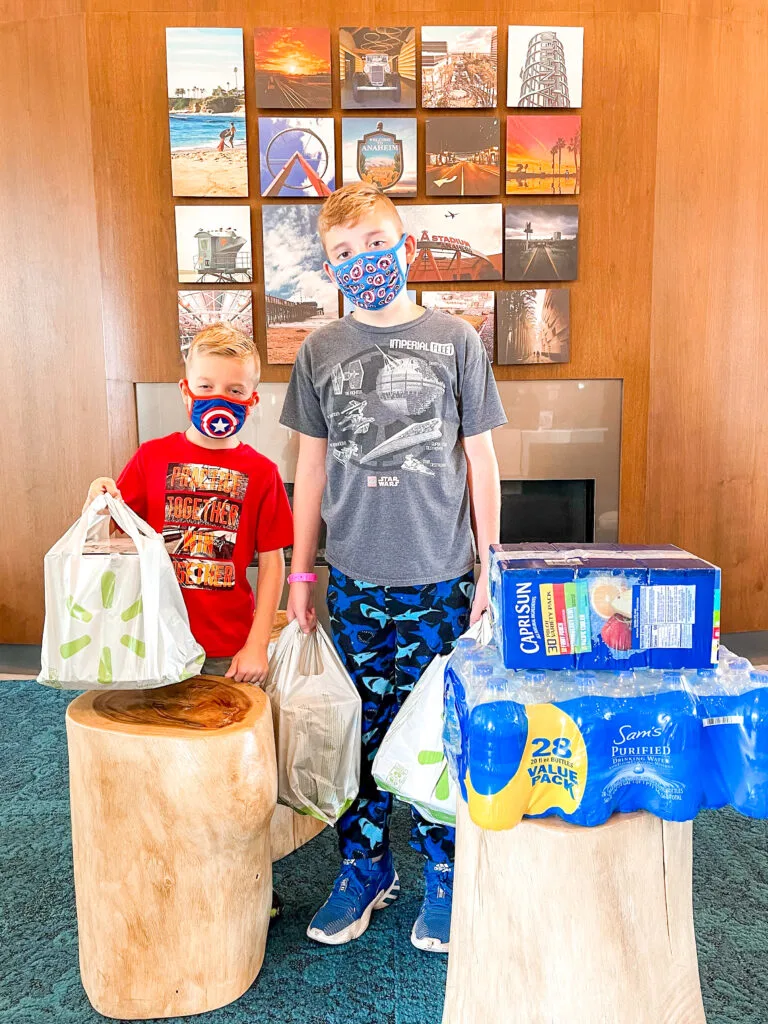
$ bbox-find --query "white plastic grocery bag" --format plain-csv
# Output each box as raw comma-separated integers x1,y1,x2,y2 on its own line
372,615,492,826
38,494,205,690
265,620,362,826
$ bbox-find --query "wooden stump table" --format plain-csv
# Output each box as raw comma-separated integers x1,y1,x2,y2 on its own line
443,801,706,1024
66,676,277,1020
269,803,325,862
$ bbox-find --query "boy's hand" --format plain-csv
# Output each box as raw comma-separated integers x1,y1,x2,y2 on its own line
287,582,317,634
83,477,121,515
225,642,269,685
470,570,489,625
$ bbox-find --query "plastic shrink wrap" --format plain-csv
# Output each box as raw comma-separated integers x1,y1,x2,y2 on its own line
445,639,768,830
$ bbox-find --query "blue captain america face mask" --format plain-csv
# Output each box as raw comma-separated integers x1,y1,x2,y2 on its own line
182,381,258,439
328,234,409,311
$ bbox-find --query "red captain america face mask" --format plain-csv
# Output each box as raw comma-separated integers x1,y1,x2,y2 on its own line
182,380,259,439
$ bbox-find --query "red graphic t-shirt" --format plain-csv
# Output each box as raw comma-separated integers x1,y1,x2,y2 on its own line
117,432,293,658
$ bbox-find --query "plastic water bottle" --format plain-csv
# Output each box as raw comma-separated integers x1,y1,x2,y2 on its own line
442,655,463,762
687,667,721,697
738,670,768,817
695,665,737,809
452,636,476,660
699,667,768,817
609,670,637,698
633,668,664,695
574,670,598,695
563,668,700,824
513,668,545,703
608,669,701,820
725,657,753,695
444,641,480,795
717,645,739,668
548,671,581,704
566,671,598,724
478,642,508,684
471,661,494,694
466,672,528,830
451,660,494,797
445,638,474,709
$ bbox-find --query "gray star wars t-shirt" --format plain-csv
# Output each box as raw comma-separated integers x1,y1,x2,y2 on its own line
280,308,507,586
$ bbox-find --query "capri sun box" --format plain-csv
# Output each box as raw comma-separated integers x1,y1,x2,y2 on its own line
489,543,721,672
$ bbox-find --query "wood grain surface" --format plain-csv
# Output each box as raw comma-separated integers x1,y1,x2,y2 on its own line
269,802,327,862
647,7,768,630
92,676,253,729
0,10,110,643
443,802,706,1024
66,679,277,1019
84,4,660,554
4,1,768,640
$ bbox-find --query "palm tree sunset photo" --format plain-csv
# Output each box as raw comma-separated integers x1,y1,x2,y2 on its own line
506,114,581,194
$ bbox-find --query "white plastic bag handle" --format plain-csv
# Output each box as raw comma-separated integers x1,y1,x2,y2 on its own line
71,492,157,552
269,619,343,681
297,628,326,677
463,610,492,646
67,493,163,681
270,620,325,678
267,619,309,692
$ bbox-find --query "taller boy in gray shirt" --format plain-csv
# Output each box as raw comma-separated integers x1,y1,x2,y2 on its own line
281,182,506,953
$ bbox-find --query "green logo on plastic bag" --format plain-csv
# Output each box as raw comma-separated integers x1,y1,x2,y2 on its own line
417,749,451,802
60,571,144,683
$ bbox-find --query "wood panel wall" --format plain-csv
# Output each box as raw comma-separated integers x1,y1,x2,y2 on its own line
85,0,660,557
2,0,766,640
647,3,768,631
0,7,110,643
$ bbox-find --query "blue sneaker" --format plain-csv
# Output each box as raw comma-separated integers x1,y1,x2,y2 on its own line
307,852,400,945
411,861,452,952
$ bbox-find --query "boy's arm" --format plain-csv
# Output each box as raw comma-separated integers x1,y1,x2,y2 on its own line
227,548,285,685
82,477,121,517
286,433,327,633
463,430,501,624
83,448,145,519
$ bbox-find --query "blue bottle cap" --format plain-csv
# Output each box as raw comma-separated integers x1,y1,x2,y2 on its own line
575,671,597,683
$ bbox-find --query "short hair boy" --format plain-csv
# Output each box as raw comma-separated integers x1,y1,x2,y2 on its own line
280,182,506,952
84,322,293,683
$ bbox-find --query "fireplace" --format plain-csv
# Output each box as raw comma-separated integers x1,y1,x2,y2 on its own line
500,479,595,545
136,377,622,626
269,478,594,570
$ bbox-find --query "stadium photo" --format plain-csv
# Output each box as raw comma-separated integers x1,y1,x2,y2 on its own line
398,204,502,282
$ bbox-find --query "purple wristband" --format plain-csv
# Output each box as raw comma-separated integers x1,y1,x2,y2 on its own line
287,572,318,584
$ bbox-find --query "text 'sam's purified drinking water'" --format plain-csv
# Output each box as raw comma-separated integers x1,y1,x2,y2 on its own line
444,637,768,831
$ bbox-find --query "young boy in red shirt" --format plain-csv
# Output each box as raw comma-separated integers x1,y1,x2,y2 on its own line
84,322,293,684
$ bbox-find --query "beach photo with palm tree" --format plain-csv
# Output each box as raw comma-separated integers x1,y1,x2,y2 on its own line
506,114,581,195
166,28,249,198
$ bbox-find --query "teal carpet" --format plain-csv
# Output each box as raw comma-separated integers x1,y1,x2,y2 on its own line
1,681,767,1024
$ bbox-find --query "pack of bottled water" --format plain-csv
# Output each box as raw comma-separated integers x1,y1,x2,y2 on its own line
444,636,768,830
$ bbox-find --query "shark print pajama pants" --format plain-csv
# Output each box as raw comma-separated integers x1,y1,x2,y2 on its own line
326,564,474,864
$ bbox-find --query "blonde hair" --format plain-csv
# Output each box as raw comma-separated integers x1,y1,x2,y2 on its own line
317,181,403,248
185,322,260,383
